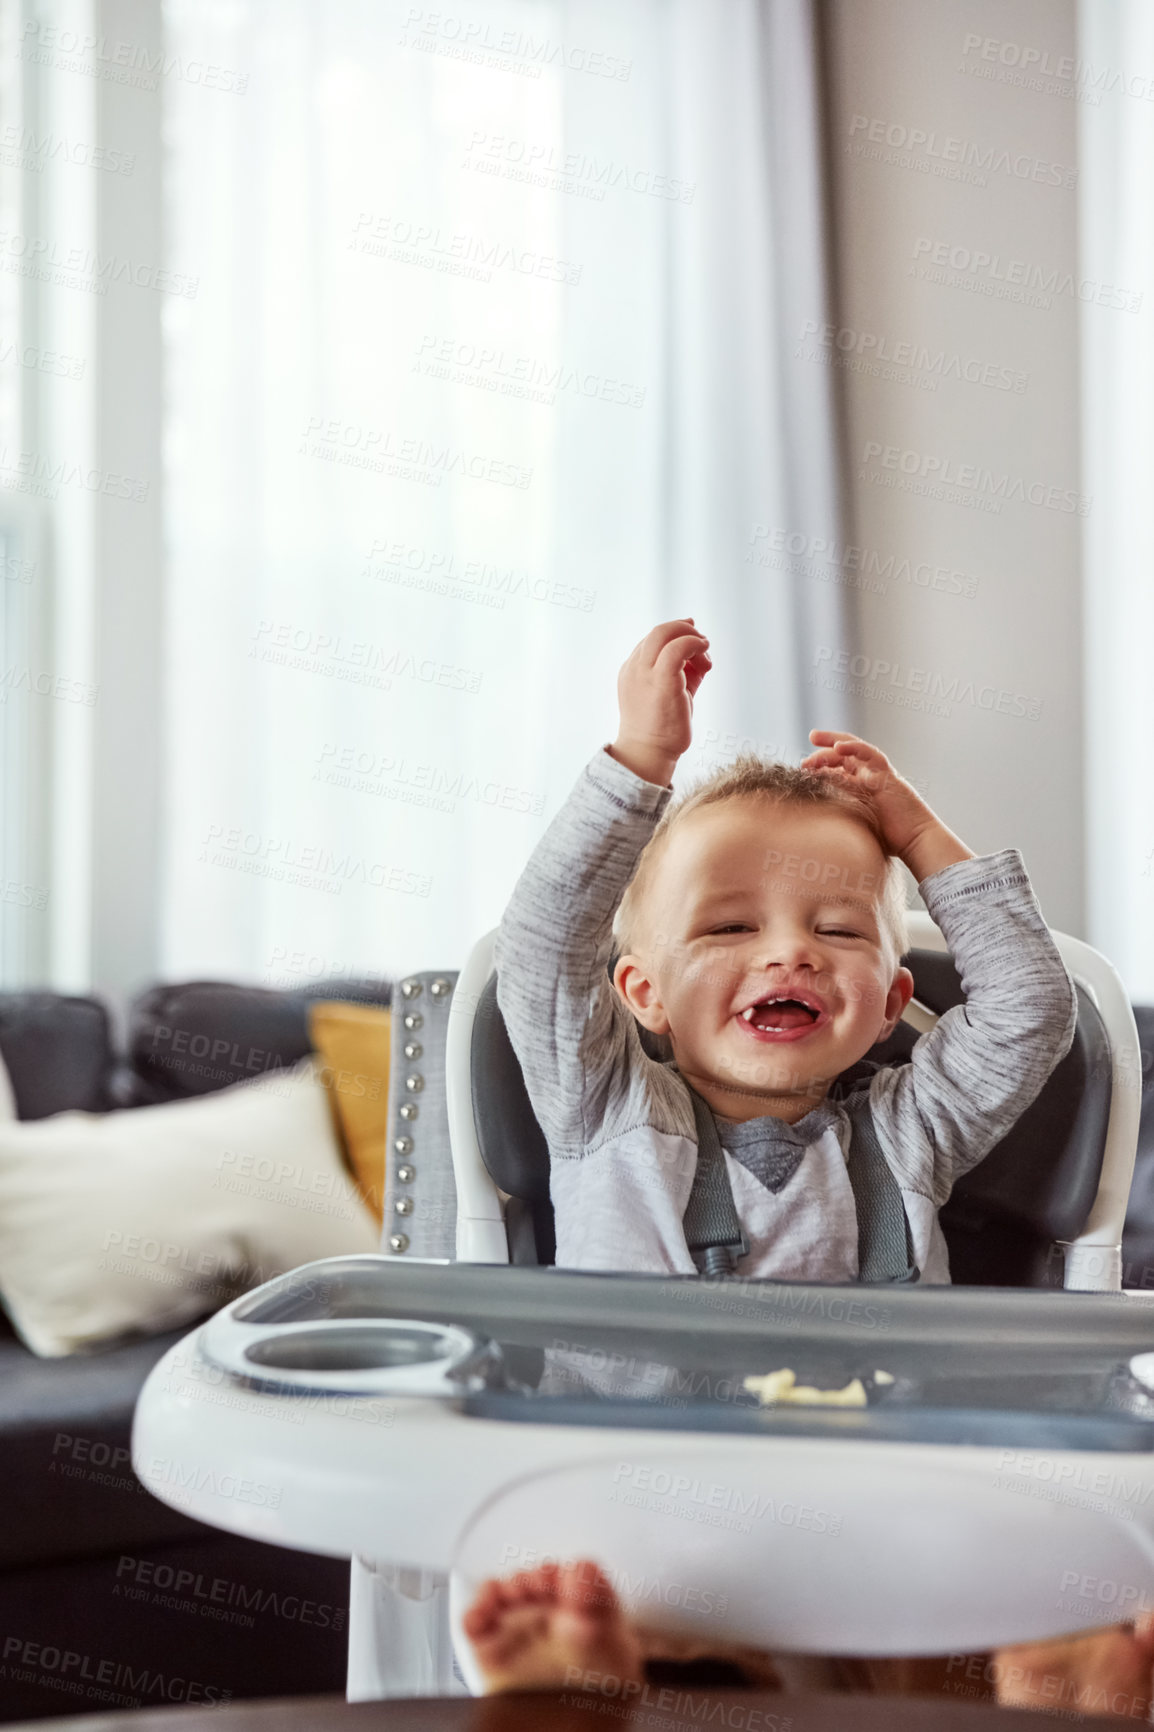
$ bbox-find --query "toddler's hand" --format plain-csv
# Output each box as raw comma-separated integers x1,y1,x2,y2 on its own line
802,731,972,881
609,619,711,787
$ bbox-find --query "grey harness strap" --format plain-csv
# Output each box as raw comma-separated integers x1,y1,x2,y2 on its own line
682,1085,919,1284
844,1095,920,1284
684,1089,750,1277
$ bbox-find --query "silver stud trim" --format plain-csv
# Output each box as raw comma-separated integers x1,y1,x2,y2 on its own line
403,1012,423,1031
403,1041,423,1061
399,1102,418,1121
395,1196,414,1217
394,1136,414,1156
397,1163,415,1184
400,979,422,1000
429,977,452,999
388,1232,410,1253
404,1074,424,1093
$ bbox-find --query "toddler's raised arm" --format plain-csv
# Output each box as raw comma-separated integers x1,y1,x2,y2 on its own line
495,620,710,1155
800,730,1076,1198
495,751,672,1153
869,850,1077,1203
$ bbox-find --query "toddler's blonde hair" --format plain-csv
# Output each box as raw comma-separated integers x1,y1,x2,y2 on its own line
613,755,910,974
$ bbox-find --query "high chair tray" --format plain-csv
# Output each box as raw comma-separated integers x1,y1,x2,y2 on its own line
137,1259,1154,1657
196,1258,1154,1452
463,1391,1154,1452
225,1259,1154,1368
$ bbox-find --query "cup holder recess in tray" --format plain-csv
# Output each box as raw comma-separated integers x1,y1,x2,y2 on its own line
242,1324,454,1374
198,1260,483,1396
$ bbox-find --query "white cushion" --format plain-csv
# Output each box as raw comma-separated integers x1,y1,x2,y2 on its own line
0,1059,378,1356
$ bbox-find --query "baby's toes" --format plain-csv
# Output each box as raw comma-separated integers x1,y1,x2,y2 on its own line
462,1579,507,1640
1132,1613,1154,1661
558,1559,621,1622
508,1567,561,1607
482,1606,549,1669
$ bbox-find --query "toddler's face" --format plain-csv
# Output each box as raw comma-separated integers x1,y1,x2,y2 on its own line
614,796,914,1122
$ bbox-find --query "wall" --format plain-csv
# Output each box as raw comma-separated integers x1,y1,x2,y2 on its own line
821,0,1083,932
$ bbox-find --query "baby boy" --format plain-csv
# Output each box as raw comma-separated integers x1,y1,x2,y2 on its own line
496,618,1076,1283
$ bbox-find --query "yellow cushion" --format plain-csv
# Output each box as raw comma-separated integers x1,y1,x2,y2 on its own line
307,1001,391,1224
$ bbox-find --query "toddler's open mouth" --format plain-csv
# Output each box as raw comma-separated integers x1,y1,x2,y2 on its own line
736,995,828,1042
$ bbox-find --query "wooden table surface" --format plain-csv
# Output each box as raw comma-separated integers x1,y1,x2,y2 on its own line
15,1690,1133,1731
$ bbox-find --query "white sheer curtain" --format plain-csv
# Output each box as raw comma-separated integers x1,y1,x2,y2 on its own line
1079,0,1154,997
159,0,848,984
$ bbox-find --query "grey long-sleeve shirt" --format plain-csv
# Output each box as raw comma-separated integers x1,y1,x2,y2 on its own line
495,747,1078,1284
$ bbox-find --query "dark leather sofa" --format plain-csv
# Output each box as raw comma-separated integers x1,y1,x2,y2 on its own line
0,977,390,1724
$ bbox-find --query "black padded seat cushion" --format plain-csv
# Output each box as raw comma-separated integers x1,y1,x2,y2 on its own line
0,993,116,1120
0,1320,217,1571
472,976,551,1206
471,978,554,1266
127,977,393,1105
1119,1007,1154,1290
472,953,1110,1279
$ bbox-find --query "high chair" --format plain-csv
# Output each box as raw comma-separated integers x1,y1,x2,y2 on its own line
133,916,1154,1704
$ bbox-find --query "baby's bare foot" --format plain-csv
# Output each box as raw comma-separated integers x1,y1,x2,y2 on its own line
462,1558,645,1696
993,1614,1154,1720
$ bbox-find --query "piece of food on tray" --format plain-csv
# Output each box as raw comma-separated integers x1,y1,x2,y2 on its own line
743,1368,869,1407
